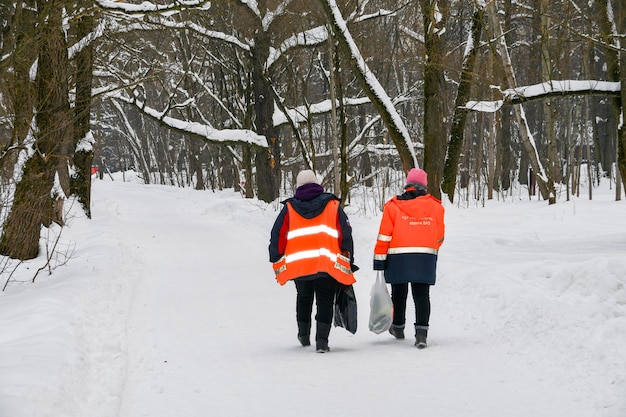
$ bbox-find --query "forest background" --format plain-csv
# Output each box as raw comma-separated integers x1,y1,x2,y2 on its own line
0,0,625,265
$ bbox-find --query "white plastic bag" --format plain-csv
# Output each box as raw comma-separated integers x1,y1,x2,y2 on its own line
368,271,393,334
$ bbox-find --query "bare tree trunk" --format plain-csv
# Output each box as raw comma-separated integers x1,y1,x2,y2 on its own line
540,0,558,204
421,0,449,200
564,133,570,201
577,134,583,197
596,0,620,185
475,115,483,201
487,2,554,203
498,0,514,193
616,143,622,201
487,112,496,200
251,31,279,202
328,27,340,196
4,0,37,178
587,131,593,200
0,0,71,259
242,144,254,199
442,1,485,201
318,0,417,175
335,49,349,203
178,29,205,191
612,0,626,195
70,1,95,217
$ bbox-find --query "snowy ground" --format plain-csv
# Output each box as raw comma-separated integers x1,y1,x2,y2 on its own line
1,174,625,417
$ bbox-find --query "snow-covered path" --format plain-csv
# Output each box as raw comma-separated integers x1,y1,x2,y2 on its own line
1,179,625,417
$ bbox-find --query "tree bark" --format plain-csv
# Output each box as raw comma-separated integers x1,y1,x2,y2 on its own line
3,1,37,179
540,0,558,204
334,47,349,203
318,0,417,175
70,1,95,217
421,0,449,200
442,1,485,201
0,0,71,259
601,0,626,195
616,2,626,193
328,28,340,196
251,32,280,203
487,2,554,202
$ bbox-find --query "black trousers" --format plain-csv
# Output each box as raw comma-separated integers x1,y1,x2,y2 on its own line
294,274,338,326
390,282,430,328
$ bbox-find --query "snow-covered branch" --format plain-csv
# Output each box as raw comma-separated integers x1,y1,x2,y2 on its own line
154,20,251,52
267,26,328,69
261,0,293,32
353,9,397,23
465,80,621,112
273,97,372,127
68,18,108,60
320,0,417,170
238,0,261,19
111,93,267,148
95,0,211,16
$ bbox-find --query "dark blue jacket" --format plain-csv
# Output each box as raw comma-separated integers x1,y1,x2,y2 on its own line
374,187,444,285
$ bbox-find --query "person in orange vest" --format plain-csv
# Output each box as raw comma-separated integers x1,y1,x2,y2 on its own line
373,168,445,349
269,169,358,353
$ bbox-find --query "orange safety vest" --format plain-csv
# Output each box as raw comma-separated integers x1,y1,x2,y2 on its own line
374,194,445,262
273,200,355,286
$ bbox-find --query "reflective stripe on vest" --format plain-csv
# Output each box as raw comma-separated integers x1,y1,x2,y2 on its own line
388,246,438,255
374,246,438,261
374,196,444,260
287,225,339,240
272,200,355,286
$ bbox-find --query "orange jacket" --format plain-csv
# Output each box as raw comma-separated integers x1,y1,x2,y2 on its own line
374,193,444,284
273,200,356,286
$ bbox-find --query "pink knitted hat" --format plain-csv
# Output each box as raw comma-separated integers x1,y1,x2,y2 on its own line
406,168,427,186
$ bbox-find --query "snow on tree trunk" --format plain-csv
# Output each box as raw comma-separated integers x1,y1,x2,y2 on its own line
0,0,71,260
9,1,37,178
70,5,96,218
318,0,418,175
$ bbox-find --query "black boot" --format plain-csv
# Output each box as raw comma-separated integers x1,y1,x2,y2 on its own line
315,322,331,353
297,321,311,347
389,324,405,339
415,325,428,349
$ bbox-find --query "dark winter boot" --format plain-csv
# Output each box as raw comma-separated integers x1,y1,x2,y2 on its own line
315,339,329,353
315,322,331,353
415,326,428,349
297,321,311,347
389,324,405,339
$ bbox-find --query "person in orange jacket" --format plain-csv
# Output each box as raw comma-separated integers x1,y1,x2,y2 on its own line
269,170,358,353
373,168,445,348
